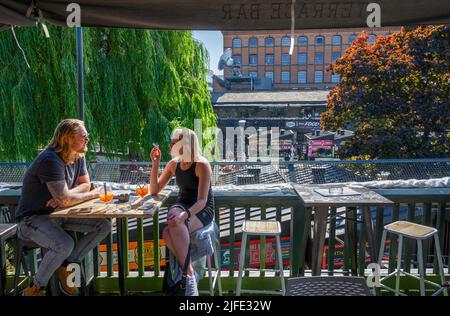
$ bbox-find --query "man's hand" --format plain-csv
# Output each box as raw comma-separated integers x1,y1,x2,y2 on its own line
90,186,105,198
47,180,105,208
46,198,59,209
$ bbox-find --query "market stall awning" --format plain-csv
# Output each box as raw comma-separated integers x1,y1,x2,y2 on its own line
0,0,449,30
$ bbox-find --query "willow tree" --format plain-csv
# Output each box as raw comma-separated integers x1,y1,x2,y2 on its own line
0,26,216,162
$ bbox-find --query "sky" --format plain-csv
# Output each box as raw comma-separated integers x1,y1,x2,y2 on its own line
192,31,223,76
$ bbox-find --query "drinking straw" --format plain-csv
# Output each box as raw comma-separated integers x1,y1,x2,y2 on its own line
104,182,107,195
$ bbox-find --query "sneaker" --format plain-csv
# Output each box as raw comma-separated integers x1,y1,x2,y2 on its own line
185,275,199,296
23,284,45,296
58,266,80,296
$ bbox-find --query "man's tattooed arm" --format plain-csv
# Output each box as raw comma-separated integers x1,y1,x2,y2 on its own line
46,180,100,208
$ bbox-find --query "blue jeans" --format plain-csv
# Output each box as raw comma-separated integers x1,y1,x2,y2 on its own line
17,215,110,287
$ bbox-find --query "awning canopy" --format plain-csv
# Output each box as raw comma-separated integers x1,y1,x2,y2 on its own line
0,0,449,30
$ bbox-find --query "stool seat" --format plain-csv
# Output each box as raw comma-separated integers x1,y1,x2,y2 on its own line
242,220,281,235
384,221,437,239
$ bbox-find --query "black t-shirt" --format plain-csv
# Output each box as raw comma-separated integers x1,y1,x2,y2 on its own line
15,148,88,220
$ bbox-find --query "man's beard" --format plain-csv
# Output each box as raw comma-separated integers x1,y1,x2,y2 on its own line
76,145,88,154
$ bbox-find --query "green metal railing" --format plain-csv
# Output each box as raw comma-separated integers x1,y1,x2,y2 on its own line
86,187,449,294
1,159,449,295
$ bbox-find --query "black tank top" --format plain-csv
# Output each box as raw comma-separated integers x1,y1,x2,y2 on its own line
175,161,214,212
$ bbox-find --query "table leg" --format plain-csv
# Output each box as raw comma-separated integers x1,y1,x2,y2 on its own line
116,218,126,296
362,206,377,263
312,207,328,276
290,202,309,277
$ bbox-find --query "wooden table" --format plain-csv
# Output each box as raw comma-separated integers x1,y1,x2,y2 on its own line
292,184,394,276
50,188,173,296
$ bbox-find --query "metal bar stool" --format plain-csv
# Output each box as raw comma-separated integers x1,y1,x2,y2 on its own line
199,234,223,296
236,220,285,296
194,222,222,296
377,221,448,296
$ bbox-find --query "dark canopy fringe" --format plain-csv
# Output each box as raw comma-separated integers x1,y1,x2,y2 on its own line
0,0,449,31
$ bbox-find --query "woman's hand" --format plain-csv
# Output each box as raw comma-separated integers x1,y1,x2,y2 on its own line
150,145,161,163
167,211,189,227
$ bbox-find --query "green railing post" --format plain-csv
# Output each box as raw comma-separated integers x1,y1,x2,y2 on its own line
375,206,385,259
122,219,129,277
434,202,446,274
345,207,358,276
137,218,145,277
260,207,267,277
276,206,282,277
358,222,367,277
388,204,400,273
93,246,100,277
245,207,251,277
152,211,161,277
422,203,432,276
327,207,337,276
229,206,236,274
106,228,114,277
404,203,416,273
27,251,36,277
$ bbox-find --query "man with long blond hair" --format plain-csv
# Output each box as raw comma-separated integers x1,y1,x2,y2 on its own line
15,119,110,296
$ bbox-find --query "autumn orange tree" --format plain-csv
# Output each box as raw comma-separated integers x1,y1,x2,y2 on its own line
321,26,449,159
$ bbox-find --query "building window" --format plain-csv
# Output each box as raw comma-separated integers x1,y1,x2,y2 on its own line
331,74,340,83
249,72,258,78
281,53,291,65
232,38,242,48
315,36,324,45
297,53,307,65
349,34,357,44
369,34,376,44
314,70,323,83
281,36,291,47
332,35,341,45
298,36,308,46
265,72,274,83
265,54,274,65
297,71,307,83
331,52,341,62
314,52,324,64
249,54,258,65
281,71,290,83
265,36,275,47
248,37,258,47
233,55,242,65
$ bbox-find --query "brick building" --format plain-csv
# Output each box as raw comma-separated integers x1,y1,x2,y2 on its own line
213,27,400,91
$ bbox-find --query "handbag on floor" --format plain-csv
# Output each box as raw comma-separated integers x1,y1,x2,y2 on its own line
162,246,191,296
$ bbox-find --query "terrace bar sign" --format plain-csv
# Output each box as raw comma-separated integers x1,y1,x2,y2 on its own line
0,0,448,31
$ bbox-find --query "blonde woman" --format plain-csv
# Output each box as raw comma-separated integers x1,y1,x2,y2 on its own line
150,128,214,296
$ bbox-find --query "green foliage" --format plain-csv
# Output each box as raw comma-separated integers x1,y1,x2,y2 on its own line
321,26,450,159
0,26,216,161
